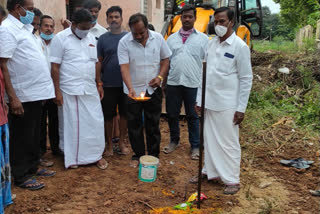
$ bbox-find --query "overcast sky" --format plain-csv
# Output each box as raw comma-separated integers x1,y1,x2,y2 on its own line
262,0,280,13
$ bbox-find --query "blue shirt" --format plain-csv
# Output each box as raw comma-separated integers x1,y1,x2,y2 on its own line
97,31,127,87
167,29,208,88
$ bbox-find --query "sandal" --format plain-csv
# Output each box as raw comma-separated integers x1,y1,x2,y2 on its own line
191,148,200,160
163,142,179,154
70,165,79,169
19,178,45,190
96,158,108,170
310,190,320,196
224,185,240,195
280,158,314,169
189,174,206,184
36,169,56,177
130,160,139,168
40,158,54,167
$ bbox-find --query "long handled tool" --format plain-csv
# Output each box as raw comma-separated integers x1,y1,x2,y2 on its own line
197,62,207,209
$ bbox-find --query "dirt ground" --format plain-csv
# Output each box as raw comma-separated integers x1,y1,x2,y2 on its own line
6,52,320,213
5,118,319,214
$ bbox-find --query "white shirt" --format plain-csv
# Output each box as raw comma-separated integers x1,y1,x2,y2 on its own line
118,30,172,95
50,28,98,96
197,33,253,113
0,14,55,102
167,29,208,88
90,23,108,40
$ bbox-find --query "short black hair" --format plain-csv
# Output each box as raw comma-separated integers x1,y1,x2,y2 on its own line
106,6,122,17
82,0,101,10
0,5,7,17
40,15,55,26
214,7,234,21
7,0,26,12
128,13,148,28
147,24,155,31
33,8,43,17
72,8,93,24
181,4,196,17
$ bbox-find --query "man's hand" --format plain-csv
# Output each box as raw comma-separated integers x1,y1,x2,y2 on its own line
9,97,24,115
195,104,201,116
54,90,64,106
61,19,71,29
149,76,161,88
233,111,245,125
97,85,104,100
128,88,136,99
4,103,9,115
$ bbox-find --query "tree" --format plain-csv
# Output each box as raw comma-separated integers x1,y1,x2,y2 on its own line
260,6,294,40
273,0,320,29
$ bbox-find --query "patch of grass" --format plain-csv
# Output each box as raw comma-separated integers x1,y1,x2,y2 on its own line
252,39,298,54
244,76,319,136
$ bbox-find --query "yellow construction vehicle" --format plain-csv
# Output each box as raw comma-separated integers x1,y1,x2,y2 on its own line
162,0,263,45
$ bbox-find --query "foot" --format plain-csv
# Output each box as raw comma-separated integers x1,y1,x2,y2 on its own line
118,142,130,155
191,148,200,160
130,160,139,168
105,143,114,156
163,142,179,154
70,165,79,169
96,158,108,170
224,185,240,195
19,178,45,191
36,168,56,177
40,158,54,167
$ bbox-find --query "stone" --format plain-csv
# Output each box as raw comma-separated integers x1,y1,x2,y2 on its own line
259,181,272,189
226,201,233,206
104,200,112,207
45,208,52,212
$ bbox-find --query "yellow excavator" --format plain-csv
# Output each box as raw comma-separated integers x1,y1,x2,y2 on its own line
161,0,263,45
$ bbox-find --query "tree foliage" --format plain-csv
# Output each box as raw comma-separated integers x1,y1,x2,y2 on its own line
273,0,320,29
260,6,294,40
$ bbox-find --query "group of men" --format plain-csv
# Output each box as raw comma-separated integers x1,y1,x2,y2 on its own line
0,0,253,210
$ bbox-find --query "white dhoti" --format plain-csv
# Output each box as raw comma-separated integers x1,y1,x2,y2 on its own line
202,108,240,185
58,92,105,168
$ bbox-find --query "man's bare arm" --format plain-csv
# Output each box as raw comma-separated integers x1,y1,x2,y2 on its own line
120,64,135,98
96,60,104,100
149,58,169,88
0,58,24,115
51,63,63,106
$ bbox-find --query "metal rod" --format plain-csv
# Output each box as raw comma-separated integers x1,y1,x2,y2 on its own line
197,62,207,209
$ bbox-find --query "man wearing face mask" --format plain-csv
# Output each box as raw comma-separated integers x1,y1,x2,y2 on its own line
118,13,171,168
38,15,62,168
50,9,108,170
83,0,107,40
0,0,55,190
193,7,253,195
164,4,208,160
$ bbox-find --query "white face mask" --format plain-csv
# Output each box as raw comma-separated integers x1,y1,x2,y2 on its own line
75,28,89,39
214,22,230,37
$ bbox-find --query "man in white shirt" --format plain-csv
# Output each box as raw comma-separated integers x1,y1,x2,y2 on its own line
118,13,171,168
164,4,208,160
50,9,108,170
38,15,62,168
83,0,107,40
193,7,253,195
0,0,55,190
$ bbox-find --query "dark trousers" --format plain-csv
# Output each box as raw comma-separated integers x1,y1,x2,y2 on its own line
126,88,162,160
8,101,42,185
166,85,200,149
40,99,60,156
